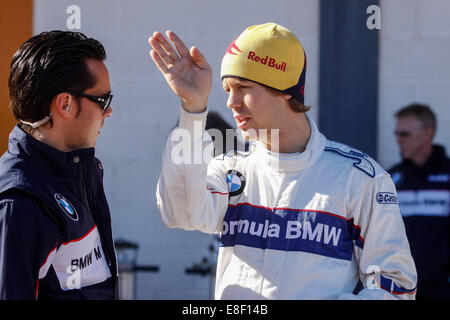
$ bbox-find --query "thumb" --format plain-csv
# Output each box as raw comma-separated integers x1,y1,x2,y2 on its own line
190,46,210,70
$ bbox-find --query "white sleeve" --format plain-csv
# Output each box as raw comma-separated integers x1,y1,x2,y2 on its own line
156,106,229,234
339,173,418,300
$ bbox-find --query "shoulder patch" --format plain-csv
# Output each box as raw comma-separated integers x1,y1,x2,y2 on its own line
324,141,376,178
376,192,398,204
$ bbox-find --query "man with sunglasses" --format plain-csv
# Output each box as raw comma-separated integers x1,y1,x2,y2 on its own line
0,31,117,299
389,104,450,300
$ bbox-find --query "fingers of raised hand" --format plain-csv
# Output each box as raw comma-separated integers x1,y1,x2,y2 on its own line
148,31,180,67
149,48,169,73
190,46,210,70
166,30,190,58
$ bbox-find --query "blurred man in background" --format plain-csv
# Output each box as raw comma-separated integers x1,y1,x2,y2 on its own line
389,103,450,300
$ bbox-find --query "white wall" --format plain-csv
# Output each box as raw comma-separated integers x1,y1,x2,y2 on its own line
378,0,450,170
33,0,320,299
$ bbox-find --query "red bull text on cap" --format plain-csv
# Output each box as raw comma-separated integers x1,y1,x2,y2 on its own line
221,22,307,103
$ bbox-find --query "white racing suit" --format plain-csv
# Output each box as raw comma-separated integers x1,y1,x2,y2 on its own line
156,107,417,299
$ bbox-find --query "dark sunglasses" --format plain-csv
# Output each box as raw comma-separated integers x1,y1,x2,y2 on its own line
394,131,412,138
69,91,113,111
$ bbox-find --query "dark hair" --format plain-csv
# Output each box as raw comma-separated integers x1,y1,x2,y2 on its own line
287,97,310,113
395,103,436,132
8,30,106,131
264,86,311,113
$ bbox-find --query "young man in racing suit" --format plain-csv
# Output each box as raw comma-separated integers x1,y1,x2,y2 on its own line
149,23,417,299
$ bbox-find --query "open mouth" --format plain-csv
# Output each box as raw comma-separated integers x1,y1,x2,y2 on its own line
234,116,251,129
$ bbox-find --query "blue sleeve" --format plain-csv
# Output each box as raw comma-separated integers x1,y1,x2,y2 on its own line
0,191,62,300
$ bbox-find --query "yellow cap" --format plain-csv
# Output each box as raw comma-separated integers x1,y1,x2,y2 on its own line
221,23,307,103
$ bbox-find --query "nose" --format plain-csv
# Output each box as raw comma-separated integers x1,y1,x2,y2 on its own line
396,136,405,148
226,89,242,110
103,105,113,118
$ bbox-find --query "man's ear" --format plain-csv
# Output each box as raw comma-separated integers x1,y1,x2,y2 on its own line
52,93,73,119
283,94,292,101
424,127,435,142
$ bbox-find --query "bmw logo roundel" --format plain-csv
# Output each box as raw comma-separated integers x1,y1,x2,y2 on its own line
54,193,79,221
226,170,246,196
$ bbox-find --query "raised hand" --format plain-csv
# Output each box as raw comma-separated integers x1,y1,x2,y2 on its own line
148,31,212,113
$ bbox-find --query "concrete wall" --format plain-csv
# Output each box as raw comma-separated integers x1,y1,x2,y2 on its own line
378,0,450,170
33,0,320,299
31,0,450,300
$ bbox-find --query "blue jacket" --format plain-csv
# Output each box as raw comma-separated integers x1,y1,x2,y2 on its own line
389,145,450,284
0,125,118,300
